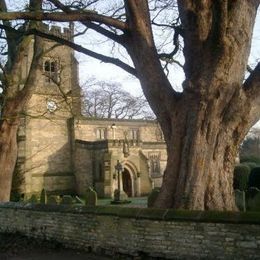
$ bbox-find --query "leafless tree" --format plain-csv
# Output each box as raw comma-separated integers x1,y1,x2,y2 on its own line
82,79,155,119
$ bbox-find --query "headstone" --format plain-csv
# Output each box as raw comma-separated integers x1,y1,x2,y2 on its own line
40,189,47,204
247,189,260,211
247,187,260,199
47,195,58,205
234,189,246,212
75,195,84,204
61,195,73,205
85,187,97,206
29,194,38,204
147,188,160,208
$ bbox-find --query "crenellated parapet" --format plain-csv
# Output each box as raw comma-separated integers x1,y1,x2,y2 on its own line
40,23,73,41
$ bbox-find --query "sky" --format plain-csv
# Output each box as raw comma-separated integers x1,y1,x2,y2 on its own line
1,2,259,127
77,10,260,93
76,10,260,128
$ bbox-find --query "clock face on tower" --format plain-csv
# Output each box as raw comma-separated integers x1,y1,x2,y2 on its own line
46,100,57,112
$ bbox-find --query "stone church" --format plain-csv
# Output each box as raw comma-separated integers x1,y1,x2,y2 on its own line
16,24,167,199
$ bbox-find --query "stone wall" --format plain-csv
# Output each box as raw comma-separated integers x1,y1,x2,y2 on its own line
22,118,75,195
17,31,80,196
74,118,164,142
0,203,259,259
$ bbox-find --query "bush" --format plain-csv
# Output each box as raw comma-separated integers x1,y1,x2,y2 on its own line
233,164,250,191
10,191,24,202
248,167,260,189
242,162,257,171
246,187,260,211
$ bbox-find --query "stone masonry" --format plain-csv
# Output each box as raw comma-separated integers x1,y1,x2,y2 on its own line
16,24,167,199
0,203,259,259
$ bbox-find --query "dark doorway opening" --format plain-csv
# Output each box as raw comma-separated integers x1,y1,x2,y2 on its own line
122,169,132,197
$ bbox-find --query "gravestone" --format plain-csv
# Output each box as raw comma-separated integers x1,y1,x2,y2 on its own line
247,188,260,211
85,187,97,206
234,189,246,212
29,194,38,204
147,188,160,208
61,195,73,205
47,195,58,205
40,189,47,204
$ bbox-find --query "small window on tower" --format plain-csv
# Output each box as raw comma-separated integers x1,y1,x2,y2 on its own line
43,59,59,83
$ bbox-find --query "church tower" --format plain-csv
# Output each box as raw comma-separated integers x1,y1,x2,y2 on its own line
15,24,81,197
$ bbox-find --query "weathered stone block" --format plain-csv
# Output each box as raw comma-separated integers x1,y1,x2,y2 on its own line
85,187,97,206
40,189,47,204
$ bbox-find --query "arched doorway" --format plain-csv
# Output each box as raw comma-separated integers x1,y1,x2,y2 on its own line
122,168,132,197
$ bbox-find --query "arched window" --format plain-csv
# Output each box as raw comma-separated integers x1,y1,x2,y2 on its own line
43,59,59,83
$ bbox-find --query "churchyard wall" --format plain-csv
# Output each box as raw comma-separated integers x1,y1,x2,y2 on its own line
0,203,259,259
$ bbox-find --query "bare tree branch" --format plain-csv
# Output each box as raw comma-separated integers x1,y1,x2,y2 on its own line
48,0,127,45
0,24,137,77
0,10,128,31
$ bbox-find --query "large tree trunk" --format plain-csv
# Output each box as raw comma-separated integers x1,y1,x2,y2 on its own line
154,98,243,210
124,0,260,210
0,0,43,202
0,37,43,202
0,102,20,202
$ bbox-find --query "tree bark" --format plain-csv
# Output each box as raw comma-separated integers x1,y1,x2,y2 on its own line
154,97,242,210
0,36,43,202
0,102,20,202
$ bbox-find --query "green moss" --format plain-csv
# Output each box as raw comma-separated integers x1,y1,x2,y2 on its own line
1,203,260,224
95,206,140,218
164,210,202,221
165,210,260,224
116,207,141,218
137,208,167,220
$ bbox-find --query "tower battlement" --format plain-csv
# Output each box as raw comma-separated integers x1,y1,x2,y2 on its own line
40,23,73,41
